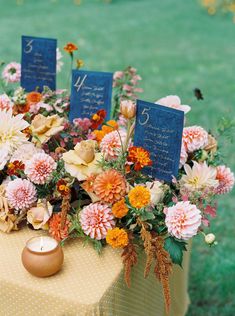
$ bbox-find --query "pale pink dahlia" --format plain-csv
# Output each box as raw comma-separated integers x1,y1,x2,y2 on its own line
179,142,188,168
183,126,208,153
164,201,202,240
155,95,191,114
215,165,234,195
6,179,37,210
0,94,13,111
100,130,127,160
2,62,21,83
25,153,57,185
80,203,115,240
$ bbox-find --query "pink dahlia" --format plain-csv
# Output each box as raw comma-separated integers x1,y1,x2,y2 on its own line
6,178,37,210
80,203,115,240
2,62,21,83
179,142,188,168
215,165,234,195
183,126,208,153
25,153,57,185
0,94,13,111
164,201,202,240
100,130,127,160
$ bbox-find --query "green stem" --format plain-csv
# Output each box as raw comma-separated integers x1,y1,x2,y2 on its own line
67,53,73,92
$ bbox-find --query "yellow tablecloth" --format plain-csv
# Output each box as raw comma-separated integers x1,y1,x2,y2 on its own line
0,228,191,316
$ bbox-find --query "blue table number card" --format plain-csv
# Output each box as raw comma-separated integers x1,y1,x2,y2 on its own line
134,100,184,182
21,35,57,92
69,70,113,122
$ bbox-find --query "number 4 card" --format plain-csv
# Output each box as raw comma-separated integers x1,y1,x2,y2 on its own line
69,70,113,122
21,35,57,92
134,100,184,182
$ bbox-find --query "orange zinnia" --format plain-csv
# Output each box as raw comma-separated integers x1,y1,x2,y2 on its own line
127,146,152,171
64,42,78,53
112,199,128,218
93,169,126,204
128,185,151,209
106,228,129,248
26,91,42,105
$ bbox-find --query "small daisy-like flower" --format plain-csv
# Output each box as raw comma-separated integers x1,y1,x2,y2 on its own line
128,185,151,209
80,203,115,240
106,228,129,248
93,169,127,204
25,153,57,185
6,178,37,210
215,165,234,195
2,62,21,83
183,126,208,153
127,146,152,171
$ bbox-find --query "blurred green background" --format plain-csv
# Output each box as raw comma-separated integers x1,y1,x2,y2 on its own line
0,0,234,315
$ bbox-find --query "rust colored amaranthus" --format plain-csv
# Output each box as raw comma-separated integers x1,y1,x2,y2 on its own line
152,236,173,314
60,192,71,229
121,234,138,287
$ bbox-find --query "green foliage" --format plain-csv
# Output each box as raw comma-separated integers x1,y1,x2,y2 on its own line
164,236,187,267
217,116,235,143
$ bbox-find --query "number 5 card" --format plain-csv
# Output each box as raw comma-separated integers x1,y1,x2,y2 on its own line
69,70,113,122
134,100,184,182
21,35,57,92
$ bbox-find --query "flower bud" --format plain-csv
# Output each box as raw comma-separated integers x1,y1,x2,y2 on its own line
205,233,216,245
204,134,217,153
120,100,136,119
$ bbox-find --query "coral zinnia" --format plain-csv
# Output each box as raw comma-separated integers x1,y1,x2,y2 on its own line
215,165,234,195
112,199,129,218
49,212,70,241
127,146,152,171
106,228,129,248
128,185,151,209
25,153,57,185
80,203,115,240
6,179,37,210
93,169,127,204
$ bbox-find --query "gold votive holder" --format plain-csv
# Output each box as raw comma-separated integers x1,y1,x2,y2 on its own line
22,236,64,277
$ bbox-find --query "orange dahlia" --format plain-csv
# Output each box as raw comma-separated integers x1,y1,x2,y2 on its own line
49,212,70,241
93,169,126,204
106,228,129,248
112,199,129,218
127,146,152,171
128,185,151,209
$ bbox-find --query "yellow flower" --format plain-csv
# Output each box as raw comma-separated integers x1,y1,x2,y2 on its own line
106,228,128,248
76,59,84,69
112,199,129,218
62,140,102,181
27,200,53,230
31,114,64,144
128,185,151,209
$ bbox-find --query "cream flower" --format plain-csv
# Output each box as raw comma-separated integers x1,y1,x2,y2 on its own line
0,147,10,170
155,95,191,114
62,140,102,181
180,161,218,192
145,181,164,204
10,143,44,164
31,114,64,144
27,200,53,230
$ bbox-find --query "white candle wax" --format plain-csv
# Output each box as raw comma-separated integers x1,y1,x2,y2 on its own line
27,236,58,253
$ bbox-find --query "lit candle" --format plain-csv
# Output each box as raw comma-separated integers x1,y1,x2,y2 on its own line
22,236,64,277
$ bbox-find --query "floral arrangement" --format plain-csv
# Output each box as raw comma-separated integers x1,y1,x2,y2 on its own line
201,0,235,22
0,48,234,313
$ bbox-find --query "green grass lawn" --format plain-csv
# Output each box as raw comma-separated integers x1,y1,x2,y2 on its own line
0,0,234,315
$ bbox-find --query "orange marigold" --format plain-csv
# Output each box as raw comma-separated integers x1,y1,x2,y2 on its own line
127,146,152,171
112,199,129,218
26,91,42,105
93,169,126,204
49,212,70,241
93,130,106,143
128,185,151,209
106,228,129,248
64,42,78,53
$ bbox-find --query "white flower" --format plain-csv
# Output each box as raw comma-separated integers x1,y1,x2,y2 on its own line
145,181,164,204
10,143,44,164
155,95,191,114
205,233,216,245
180,161,218,192
56,48,64,73
0,147,10,170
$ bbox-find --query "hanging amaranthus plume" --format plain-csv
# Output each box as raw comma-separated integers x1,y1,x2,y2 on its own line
121,233,138,287
60,192,71,229
152,236,173,314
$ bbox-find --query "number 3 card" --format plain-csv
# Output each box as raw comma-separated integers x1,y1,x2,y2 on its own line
69,69,113,122
134,100,184,182
21,35,57,92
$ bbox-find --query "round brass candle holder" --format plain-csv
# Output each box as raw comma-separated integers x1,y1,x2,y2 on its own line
22,236,64,277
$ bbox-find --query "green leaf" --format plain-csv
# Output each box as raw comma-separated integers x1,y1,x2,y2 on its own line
164,236,187,267
139,210,155,221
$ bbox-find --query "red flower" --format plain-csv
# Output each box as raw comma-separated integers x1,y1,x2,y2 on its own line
127,146,152,171
7,161,25,176
90,109,106,129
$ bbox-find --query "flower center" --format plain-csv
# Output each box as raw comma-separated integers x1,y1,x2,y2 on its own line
188,176,199,186
9,67,16,75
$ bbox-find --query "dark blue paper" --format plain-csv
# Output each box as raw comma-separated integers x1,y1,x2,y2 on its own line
21,36,57,92
134,100,184,182
69,70,113,122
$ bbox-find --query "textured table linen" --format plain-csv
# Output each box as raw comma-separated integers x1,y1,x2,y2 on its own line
0,228,191,316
